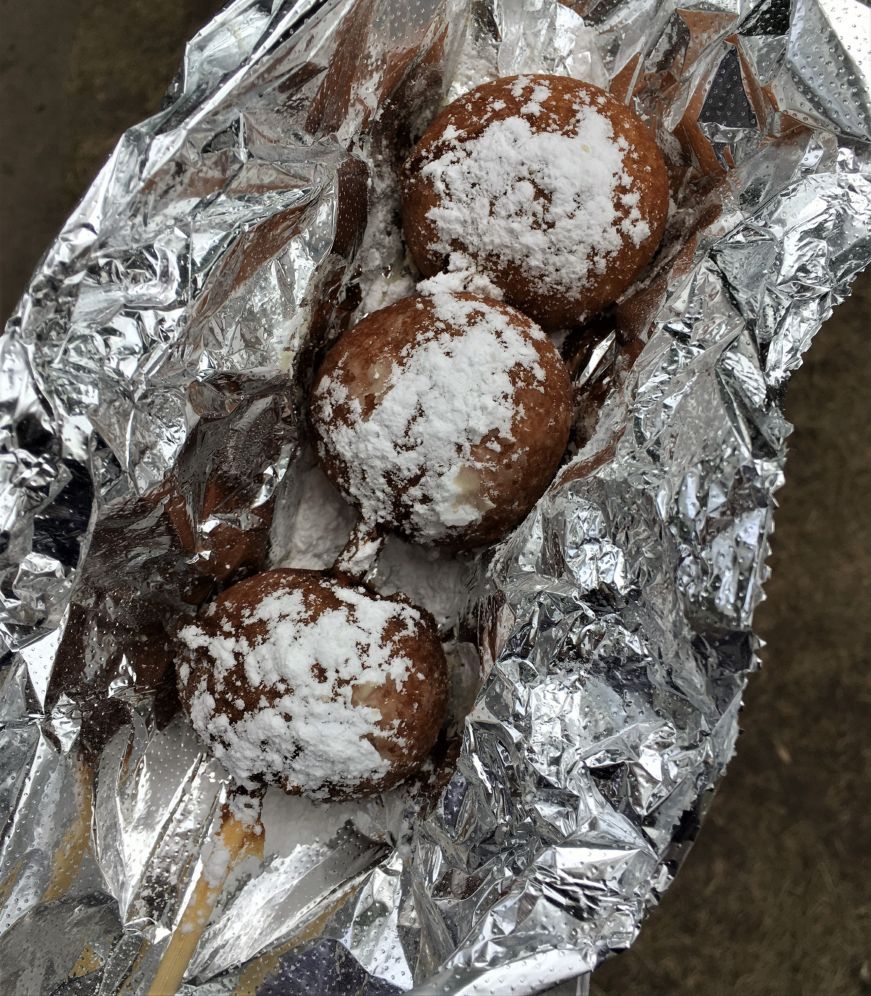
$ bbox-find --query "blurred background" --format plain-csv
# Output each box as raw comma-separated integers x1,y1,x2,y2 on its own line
1,3,868,994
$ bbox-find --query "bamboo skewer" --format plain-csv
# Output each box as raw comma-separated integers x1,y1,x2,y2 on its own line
146,792,264,996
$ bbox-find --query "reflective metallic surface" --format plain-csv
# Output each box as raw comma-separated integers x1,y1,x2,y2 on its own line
1,0,869,993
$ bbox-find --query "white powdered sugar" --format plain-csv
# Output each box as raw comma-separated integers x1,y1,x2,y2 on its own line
359,269,418,316
371,536,475,631
202,837,232,889
416,252,504,300
422,81,650,293
355,165,417,319
275,457,357,570
179,579,422,797
270,459,476,632
315,293,547,541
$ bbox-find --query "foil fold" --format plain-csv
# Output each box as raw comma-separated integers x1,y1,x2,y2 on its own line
1,0,870,993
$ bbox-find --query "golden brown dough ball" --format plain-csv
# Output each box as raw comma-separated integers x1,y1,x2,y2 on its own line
177,568,448,800
401,74,669,328
310,292,573,547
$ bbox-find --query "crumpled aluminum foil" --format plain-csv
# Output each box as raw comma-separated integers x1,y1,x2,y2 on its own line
1,0,870,993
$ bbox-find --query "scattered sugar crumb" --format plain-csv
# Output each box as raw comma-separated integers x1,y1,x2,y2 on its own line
203,837,231,888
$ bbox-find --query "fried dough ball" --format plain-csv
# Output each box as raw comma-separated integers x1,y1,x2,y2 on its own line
310,292,573,547
177,568,448,800
401,74,669,328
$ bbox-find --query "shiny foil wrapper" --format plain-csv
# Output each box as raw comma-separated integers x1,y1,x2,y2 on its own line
2,0,870,993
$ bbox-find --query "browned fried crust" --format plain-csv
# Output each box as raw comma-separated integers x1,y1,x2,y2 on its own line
401,75,669,329
310,294,574,547
177,568,449,800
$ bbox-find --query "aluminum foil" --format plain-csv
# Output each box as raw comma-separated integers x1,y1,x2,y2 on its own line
2,0,870,993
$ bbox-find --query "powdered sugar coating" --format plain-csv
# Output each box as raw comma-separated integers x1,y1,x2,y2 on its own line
311,292,568,545
422,79,648,294
402,75,669,328
177,570,447,799
416,252,505,300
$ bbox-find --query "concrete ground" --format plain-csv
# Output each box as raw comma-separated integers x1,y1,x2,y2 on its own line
1,3,869,994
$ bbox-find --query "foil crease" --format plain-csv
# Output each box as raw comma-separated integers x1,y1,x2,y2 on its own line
1,0,870,994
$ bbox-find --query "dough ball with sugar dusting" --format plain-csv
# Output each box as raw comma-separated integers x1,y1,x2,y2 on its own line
177,568,448,800
311,292,573,547
402,74,669,329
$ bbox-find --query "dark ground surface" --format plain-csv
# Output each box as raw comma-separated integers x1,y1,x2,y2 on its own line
1,3,869,994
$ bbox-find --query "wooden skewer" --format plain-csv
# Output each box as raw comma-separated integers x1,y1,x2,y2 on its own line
146,790,265,996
